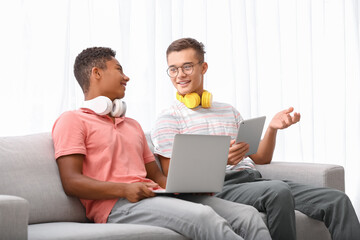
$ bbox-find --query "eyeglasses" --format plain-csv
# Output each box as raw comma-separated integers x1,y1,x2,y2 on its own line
166,62,203,78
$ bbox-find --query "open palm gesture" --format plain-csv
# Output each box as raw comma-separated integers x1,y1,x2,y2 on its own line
269,107,301,130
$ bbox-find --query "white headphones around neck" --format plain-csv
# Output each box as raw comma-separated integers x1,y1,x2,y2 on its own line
83,96,126,117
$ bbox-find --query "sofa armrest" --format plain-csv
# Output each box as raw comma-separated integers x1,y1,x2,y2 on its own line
0,195,29,240
255,162,345,192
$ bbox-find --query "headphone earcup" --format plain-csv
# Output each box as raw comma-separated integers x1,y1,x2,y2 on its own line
83,96,112,115
183,93,201,109
176,91,212,109
201,91,212,108
176,92,184,102
111,99,127,117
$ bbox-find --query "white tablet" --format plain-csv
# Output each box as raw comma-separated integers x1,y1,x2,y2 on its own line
235,116,266,155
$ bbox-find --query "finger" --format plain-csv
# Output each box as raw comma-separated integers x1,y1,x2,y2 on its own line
142,186,156,197
240,144,250,156
233,142,248,150
144,182,159,188
283,107,294,114
280,118,287,128
285,113,293,125
228,143,248,158
137,182,157,197
228,142,246,154
236,141,248,146
228,152,243,162
231,142,248,153
228,154,242,165
228,146,248,165
228,144,237,154
230,139,236,146
228,147,249,159
293,112,301,122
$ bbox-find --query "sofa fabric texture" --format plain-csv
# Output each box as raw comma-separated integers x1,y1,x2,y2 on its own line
0,132,340,240
0,133,87,224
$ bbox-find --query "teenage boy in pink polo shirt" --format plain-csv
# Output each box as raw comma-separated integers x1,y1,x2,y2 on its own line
52,47,271,240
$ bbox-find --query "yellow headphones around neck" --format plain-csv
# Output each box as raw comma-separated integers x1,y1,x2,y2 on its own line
176,90,212,109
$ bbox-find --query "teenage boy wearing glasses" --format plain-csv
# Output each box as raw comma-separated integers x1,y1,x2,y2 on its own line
52,47,272,240
151,38,360,240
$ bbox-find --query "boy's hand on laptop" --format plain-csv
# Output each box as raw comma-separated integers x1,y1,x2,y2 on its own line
228,139,249,165
124,182,158,202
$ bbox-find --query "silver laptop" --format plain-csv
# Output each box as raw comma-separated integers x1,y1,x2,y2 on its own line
154,134,230,193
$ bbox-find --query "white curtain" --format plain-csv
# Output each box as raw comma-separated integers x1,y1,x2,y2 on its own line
1,0,359,218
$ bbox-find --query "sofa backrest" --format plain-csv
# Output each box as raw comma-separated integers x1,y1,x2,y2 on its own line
144,132,163,171
0,133,88,224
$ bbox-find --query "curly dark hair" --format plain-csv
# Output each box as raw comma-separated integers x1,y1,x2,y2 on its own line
74,47,116,93
166,38,206,63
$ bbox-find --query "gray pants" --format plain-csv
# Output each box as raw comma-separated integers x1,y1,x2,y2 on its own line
215,169,360,240
108,194,271,240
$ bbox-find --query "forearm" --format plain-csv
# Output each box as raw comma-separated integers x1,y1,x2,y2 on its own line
61,174,128,200
145,161,167,188
158,156,170,176
150,174,167,188
251,127,277,164
56,155,128,200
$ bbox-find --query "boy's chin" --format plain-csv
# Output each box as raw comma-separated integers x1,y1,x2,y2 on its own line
177,89,192,96
117,93,125,99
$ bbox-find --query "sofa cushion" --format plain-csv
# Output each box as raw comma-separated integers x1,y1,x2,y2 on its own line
28,222,188,240
145,132,162,170
0,195,29,239
0,133,87,224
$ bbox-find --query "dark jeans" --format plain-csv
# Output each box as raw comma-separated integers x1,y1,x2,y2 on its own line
215,169,360,240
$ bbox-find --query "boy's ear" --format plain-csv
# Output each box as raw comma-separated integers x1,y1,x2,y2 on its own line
91,67,101,79
201,62,208,75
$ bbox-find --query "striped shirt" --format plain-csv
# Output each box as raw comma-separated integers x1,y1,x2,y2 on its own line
151,100,256,170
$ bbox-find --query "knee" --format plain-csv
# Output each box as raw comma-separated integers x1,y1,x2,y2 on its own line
328,189,351,206
241,204,261,217
194,205,219,221
265,180,293,204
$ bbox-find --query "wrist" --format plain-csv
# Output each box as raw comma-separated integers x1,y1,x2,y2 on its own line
117,182,130,198
158,176,167,188
267,126,278,135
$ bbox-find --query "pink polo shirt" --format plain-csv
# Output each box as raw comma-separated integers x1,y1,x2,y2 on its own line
52,108,155,223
